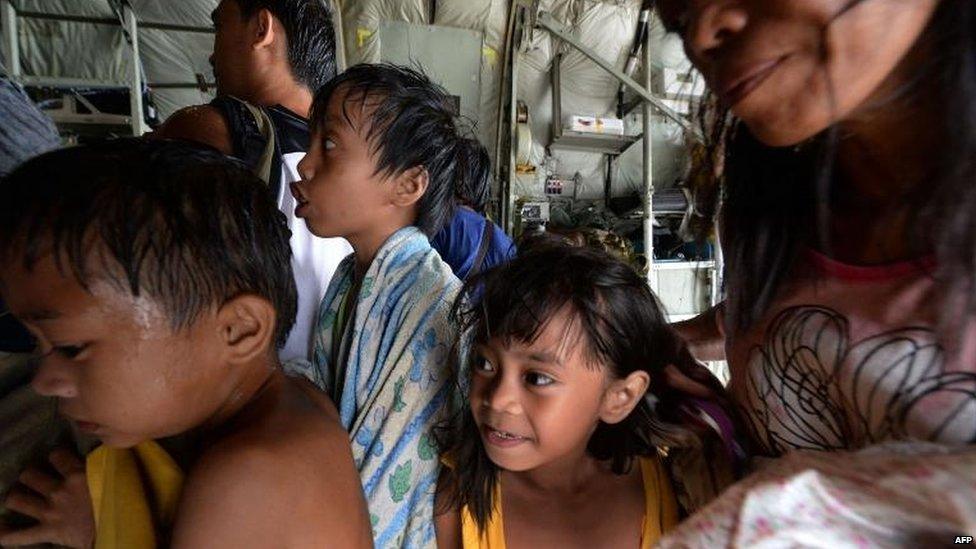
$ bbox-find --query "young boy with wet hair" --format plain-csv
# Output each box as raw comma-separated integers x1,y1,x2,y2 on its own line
0,139,372,548
289,63,490,547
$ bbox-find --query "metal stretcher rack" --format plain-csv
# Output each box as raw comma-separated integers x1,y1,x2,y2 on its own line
494,0,721,318
1,0,215,136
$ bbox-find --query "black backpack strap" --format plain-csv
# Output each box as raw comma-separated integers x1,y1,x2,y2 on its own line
467,218,495,281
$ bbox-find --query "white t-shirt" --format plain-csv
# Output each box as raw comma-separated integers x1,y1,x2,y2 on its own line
278,152,352,363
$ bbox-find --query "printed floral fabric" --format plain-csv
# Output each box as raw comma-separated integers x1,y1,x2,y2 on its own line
287,227,460,548
659,442,976,548
727,251,976,455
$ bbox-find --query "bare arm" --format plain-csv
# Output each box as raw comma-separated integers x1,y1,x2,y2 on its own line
434,469,462,549
672,302,726,362
150,105,234,156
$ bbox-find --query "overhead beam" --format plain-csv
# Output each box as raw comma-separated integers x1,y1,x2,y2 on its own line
15,10,214,33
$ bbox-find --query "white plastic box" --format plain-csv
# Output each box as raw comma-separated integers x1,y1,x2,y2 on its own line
567,115,625,136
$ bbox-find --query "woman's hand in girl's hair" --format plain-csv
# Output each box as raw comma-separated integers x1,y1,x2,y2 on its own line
0,448,94,549
672,303,726,362
662,340,727,401
663,363,718,399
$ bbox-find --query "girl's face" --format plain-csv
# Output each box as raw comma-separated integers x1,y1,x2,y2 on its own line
658,0,939,146
293,89,394,240
469,308,614,472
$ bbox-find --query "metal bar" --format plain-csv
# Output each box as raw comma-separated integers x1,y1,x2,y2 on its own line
535,11,699,139
123,3,145,136
17,11,118,26
653,260,716,272
550,53,562,142
139,22,213,34
642,16,657,292
2,0,20,78
16,11,213,34
498,4,526,234
147,82,215,90
330,0,346,72
19,75,126,88
494,2,516,230
504,6,523,234
712,227,724,306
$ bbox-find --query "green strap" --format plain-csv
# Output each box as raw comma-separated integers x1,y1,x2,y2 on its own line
239,100,277,186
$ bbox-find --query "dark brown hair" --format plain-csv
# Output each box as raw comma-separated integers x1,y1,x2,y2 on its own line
434,235,733,531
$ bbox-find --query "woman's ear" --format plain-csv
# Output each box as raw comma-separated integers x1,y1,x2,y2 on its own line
390,166,429,208
599,371,651,425
215,294,276,364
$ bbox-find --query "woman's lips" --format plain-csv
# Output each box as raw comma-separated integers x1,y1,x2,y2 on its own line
719,55,789,106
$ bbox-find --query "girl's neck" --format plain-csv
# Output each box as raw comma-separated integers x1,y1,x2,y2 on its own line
508,447,606,495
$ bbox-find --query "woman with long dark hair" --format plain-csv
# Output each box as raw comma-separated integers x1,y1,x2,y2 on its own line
662,0,976,455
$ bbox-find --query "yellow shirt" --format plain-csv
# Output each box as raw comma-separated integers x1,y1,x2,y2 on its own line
460,456,679,549
86,441,184,549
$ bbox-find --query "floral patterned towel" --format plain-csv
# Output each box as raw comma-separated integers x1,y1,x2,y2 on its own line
287,227,460,548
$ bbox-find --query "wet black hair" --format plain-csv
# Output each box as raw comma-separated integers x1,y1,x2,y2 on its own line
661,0,976,332
455,138,492,213
0,138,297,348
310,63,491,236
234,0,337,92
434,235,732,531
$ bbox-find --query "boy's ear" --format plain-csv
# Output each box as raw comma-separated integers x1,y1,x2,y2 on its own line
390,166,429,208
215,294,276,364
599,371,651,425
251,8,276,50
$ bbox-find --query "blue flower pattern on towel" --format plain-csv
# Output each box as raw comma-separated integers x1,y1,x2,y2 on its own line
303,228,460,548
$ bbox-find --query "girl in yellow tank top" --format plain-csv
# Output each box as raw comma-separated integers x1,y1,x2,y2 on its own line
433,239,740,548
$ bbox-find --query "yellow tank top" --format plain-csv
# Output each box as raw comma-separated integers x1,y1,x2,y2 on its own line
460,456,679,549
86,441,184,549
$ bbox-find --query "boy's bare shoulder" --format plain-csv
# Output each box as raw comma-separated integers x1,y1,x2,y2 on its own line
170,376,372,548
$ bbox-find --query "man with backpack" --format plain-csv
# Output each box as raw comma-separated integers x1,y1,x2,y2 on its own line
155,0,350,362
